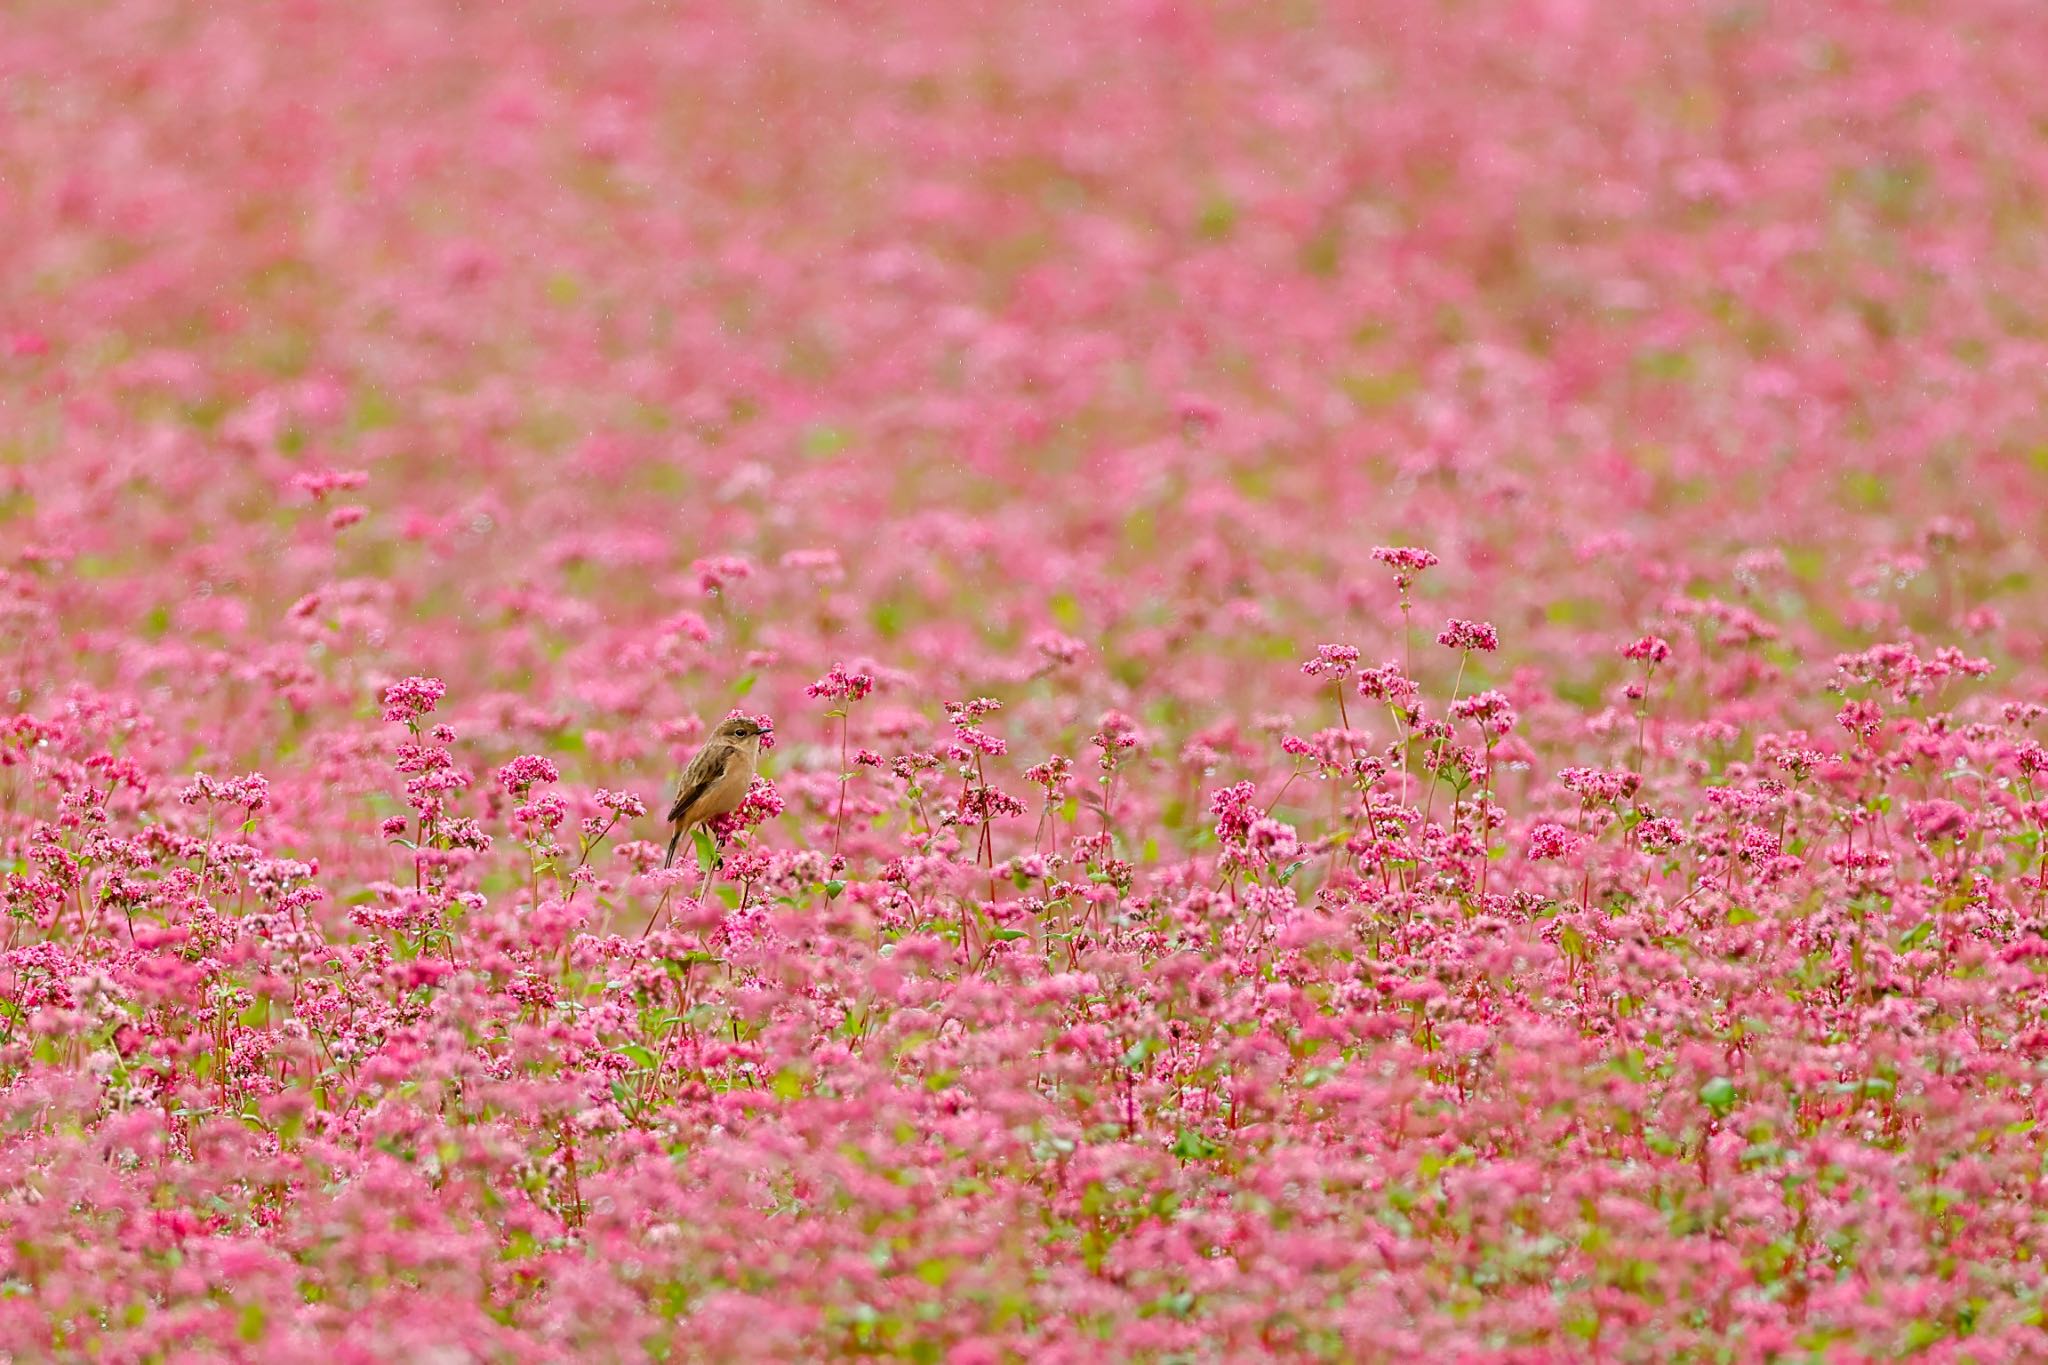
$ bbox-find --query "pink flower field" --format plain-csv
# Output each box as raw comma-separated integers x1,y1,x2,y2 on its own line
9,0,2048,1359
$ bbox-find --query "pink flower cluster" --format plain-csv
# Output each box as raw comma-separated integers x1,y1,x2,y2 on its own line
6,0,2048,1357
804,662,876,704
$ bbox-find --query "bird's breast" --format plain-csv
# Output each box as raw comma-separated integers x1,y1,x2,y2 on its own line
703,760,751,817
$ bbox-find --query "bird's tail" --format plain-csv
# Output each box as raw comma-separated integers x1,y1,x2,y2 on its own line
663,826,682,869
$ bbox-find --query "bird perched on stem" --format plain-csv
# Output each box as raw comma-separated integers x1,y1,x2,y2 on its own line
662,715,770,868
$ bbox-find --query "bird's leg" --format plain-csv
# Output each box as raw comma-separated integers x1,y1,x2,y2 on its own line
697,850,719,908
642,823,686,939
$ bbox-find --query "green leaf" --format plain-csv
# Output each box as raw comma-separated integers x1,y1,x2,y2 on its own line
824,880,846,900
1142,1290,1197,1321
693,828,719,873
1901,1319,1946,1351
237,1303,267,1344
989,928,1029,942
619,1044,659,1071
1171,1128,1223,1161
731,672,758,697
1699,1076,1738,1113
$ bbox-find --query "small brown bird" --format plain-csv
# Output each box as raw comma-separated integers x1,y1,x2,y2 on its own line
662,715,770,868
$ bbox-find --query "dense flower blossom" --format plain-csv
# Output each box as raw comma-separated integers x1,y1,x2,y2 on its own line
497,754,560,793
1209,781,1261,845
1299,643,1360,679
1622,635,1673,665
706,776,785,838
379,676,447,725
804,662,875,703
3,1,2047,1357
594,789,646,818
1636,816,1688,853
1089,711,1143,766
1559,766,1640,804
1356,664,1421,712
957,783,1027,824
1371,546,1440,592
1526,823,1580,860
1243,816,1302,863
1436,619,1499,653
177,771,271,810
1449,689,1516,737
1023,755,1073,796
1838,698,1886,740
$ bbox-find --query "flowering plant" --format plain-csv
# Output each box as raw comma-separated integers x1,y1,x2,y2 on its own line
4,0,2048,1357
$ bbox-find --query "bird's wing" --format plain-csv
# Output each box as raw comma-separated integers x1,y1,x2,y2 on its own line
667,743,739,825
